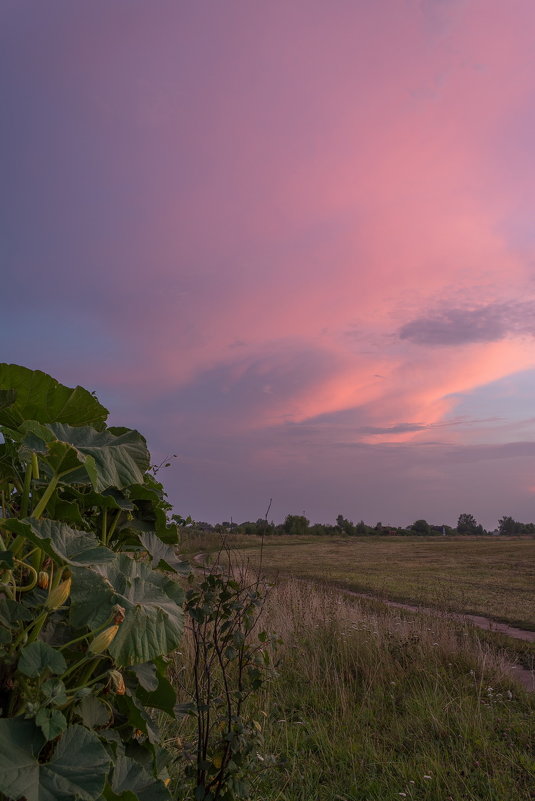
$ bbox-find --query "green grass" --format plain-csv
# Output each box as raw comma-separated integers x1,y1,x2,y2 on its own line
255,616,535,800
167,571,535,801
227,535,535,629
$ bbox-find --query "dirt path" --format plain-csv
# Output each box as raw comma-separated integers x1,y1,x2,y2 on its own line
337,587,535,692
339,589,535,642
191,552,535,691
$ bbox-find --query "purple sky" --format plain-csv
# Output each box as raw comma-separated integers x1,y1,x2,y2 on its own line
2,0,535,529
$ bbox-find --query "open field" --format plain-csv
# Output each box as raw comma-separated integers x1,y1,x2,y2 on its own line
168,574,535,801
207,535,535,630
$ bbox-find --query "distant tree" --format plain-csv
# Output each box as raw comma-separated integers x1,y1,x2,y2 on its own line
255,517,274,536
497,516,535,535
498,516,517,535
411,519,430,535
355,520,370,535
283,514,309,535
239,520,260,535
195,521,214,532
336,514,354,535
309,523,332,536
456,513,484,535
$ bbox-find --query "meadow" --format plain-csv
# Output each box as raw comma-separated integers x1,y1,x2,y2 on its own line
211,535,535,630
168,569,535,801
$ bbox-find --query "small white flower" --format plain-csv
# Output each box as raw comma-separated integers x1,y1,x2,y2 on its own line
423,775,432,780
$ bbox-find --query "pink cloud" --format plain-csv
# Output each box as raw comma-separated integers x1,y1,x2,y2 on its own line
3,0,535,522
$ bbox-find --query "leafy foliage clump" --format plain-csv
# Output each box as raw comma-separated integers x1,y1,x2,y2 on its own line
0,364,185,801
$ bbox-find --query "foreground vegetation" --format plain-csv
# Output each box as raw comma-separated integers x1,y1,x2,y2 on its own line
0,364,188,800
169,568,535,801
0,365,270,801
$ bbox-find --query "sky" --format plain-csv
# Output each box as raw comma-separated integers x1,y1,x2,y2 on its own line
2,0,535,529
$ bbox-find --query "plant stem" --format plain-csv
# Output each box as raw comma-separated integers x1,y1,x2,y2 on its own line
24,610,47,644
30,546,43,574
59,614,113,651
61,654,91,681
76,657,103,687
65,670,109,696
106,509,122,546
13,559,37,592
20,463,32,518
101,508,108,545
32,475,59,519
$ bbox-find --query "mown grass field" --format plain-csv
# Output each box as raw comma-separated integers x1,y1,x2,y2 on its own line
218,535,535,630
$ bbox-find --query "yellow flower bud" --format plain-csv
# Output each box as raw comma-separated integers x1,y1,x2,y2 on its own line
46,578,71,610
108,669,126,695
164,778,171,787
88,624,119,654
37,571,49,590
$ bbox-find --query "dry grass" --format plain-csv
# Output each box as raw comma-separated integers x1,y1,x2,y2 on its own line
229,535,535,629
166,557,535,800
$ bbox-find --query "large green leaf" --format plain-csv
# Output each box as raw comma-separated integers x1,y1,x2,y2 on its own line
4,518,115,566
18,640,67,678
0,598,33,628
0,718,44,801
127,477,178,545
115,693,160,744
77,488,135,512
0,721,110,801
46,424,150,491
0,364,108,430
106,754,170,801
0,388,16,411
131,658,177,716
45,440,98,487
40,724,110,800
77,695,112,729
18,423,99,488
70,554,184,665
139,532,188,574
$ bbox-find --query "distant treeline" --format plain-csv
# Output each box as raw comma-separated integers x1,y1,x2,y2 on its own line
189,512,535,537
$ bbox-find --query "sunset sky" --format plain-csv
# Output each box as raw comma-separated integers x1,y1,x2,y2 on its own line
2,0,535,528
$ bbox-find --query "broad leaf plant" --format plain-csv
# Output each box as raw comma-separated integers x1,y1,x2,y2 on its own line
0,364,186,801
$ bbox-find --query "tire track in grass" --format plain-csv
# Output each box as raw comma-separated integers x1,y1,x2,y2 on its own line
191,552,535,691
